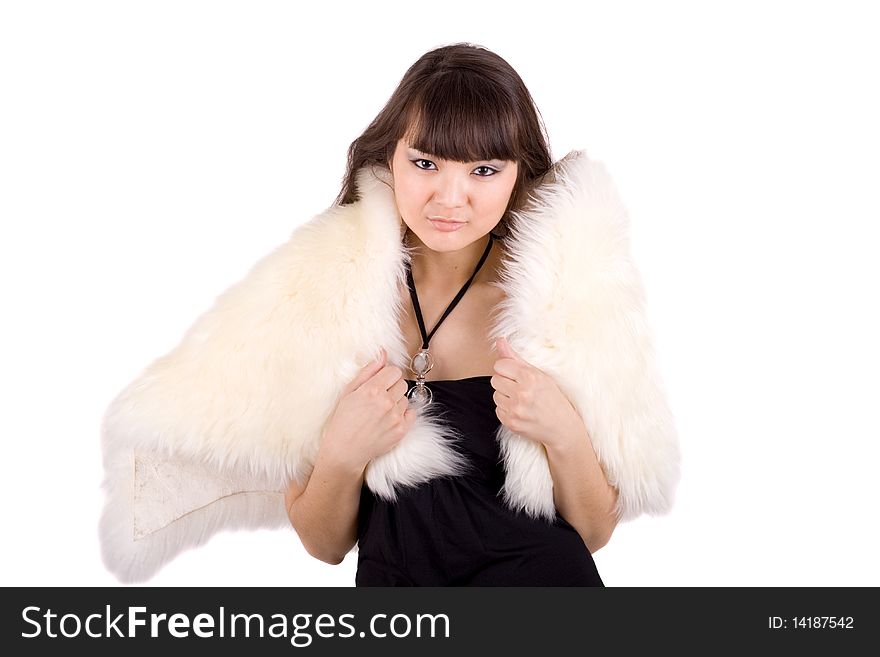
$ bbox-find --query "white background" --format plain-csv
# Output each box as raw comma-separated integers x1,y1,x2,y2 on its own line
2,0,878,587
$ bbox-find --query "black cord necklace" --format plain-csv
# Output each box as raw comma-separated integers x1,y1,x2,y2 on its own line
405,233,495,407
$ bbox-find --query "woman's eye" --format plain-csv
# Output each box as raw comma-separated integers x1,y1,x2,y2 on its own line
410,159,497,176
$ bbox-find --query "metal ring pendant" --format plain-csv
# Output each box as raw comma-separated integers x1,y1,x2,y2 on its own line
406,348,434,407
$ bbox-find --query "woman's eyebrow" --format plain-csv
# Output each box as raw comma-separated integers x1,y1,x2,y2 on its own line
407,148,505,165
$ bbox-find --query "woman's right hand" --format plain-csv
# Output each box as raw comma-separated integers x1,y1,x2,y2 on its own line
319,347,417,473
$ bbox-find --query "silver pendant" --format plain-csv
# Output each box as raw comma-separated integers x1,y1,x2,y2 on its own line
406,348,434,407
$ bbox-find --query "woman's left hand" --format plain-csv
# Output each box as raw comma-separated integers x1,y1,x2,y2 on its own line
491,336,586,450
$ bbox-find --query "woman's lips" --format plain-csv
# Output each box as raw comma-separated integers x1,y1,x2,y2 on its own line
429,218,467,232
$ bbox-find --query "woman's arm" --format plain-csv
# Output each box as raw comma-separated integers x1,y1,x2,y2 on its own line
543,417,619,554
286,350,416,565
284,439,367,565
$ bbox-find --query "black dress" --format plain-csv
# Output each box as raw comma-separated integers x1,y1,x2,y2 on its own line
355,375,604,586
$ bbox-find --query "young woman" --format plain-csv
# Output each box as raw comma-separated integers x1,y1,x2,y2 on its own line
99,41,678,586
284,43,618,586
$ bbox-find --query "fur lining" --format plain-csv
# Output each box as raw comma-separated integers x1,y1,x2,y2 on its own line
99,152,680,582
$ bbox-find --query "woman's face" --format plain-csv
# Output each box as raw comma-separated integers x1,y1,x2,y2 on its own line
389,138,518,252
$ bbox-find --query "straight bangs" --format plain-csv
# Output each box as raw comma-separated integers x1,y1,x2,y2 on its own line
400,73,520,164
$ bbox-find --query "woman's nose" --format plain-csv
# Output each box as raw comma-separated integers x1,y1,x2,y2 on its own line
433,172,468,208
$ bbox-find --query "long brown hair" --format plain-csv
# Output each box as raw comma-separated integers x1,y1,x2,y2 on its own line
334,42,553,235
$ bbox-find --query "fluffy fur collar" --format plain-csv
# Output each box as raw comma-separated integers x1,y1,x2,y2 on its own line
99,150,680,582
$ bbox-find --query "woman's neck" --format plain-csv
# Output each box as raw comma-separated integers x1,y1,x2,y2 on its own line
404,231,498,294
